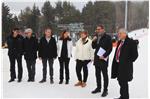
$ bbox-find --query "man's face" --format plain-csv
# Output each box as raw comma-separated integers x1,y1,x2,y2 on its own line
118,32,126,40
13,30,20,37
45,29,52,37
26,31,32,37
96,26,104,34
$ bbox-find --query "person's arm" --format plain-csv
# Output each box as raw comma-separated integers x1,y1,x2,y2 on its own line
38,38,42,58
35,38,39,52
103,36,112,58
21,37,25,55
91,36,97,49
22,38,25,55
74,42,78,60
89,41,95,60
130,40,138,62
53,38,57,58
70,41,73,57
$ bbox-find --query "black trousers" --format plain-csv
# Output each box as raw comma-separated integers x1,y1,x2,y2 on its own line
118,80,129,99
76,60,90,83
9,54,23,80
95,60,108,91
58,57,70,81
26,60,36,80
42,58,54,80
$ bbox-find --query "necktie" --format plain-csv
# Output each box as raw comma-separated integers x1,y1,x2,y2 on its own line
116,41,123,62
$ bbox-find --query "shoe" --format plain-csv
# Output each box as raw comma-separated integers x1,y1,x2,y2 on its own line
74,81,82,86
50,79,54,84
114,97,121,99
39,79,46,83
65,80,69,84
114,97,127,99
59,80,63,84
81,82,86,87
28,79,32,82
8,79,15,82
101,91,108,97
17,79,22,82
31,78,35,82
91,88,101,94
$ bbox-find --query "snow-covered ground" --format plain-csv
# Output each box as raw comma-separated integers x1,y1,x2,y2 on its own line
2,28,148,98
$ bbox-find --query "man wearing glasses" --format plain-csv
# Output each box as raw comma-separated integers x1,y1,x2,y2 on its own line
91,24,112,97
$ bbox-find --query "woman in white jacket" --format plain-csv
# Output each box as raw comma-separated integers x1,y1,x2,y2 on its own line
57,30,73,84
74,31,94,87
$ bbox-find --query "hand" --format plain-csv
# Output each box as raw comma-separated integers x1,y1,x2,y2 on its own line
92,36,97,41
99,56,105,60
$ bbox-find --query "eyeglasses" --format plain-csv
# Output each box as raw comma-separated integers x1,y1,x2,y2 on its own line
96,29,101,30
15,30,20,33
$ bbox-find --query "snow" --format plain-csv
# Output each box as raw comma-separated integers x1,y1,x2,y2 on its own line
2,28,148,98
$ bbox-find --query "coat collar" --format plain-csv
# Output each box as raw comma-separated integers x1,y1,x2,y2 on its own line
79,37,89,42
115,36,129,56
78,37,89,45
117,36,129,55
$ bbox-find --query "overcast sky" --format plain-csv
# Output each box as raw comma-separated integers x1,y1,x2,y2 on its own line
3,0,147,16
3,1,88,16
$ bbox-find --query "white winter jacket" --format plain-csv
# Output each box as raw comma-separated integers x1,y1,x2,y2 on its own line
75,37,94,61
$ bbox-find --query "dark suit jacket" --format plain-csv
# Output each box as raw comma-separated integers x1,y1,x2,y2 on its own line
111,36,138,81
38,36,57,59
7,34,24,56
92,33,112,66
23,36,38,60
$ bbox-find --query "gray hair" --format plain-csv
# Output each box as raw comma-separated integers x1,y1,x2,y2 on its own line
25,28,33,33
118,28,128,34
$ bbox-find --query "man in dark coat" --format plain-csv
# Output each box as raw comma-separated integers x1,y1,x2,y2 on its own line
111,28,138,99
38,28,57,84
24,28,38,82
91,24,112,97
7,28,24,82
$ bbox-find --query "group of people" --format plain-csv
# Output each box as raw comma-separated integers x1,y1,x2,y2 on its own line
6,24,138,99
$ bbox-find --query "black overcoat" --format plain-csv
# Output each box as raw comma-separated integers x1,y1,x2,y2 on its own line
92,33,112,66
111,36,138,81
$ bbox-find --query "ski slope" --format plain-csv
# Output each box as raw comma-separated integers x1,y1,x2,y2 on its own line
2,28,148,98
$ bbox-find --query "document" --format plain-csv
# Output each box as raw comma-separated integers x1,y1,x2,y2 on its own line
97,47,108,61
